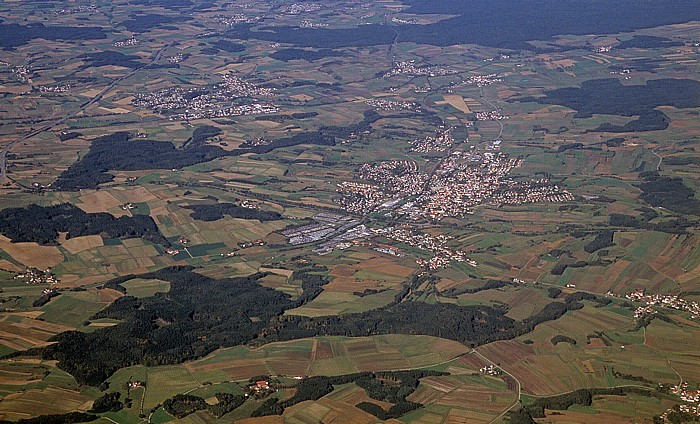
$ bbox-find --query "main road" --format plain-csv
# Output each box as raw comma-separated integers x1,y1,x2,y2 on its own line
0,43,172,184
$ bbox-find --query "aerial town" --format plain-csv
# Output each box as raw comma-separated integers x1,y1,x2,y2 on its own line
661,383,700,420
384,61,457,78
113,37,139,47
213,13,260,25
285,3,322,14
282,212,471,269
13,268,58,285
462,73,505,87
411,129,455,153
338,148,573,221
365,98,420,111
0,0,697,421
381,227,475,270
624,289,700,319
133,73,278,121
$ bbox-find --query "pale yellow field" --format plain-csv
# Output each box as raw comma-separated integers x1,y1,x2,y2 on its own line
61,235,104,255
0,236,63,269
76,190,123,214
442,94,471,113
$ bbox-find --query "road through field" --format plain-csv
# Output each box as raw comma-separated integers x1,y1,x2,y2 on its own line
0,42,172,184
469,349,522,423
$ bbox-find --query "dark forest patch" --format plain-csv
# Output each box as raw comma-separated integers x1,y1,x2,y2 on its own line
616,35,684,49
223,0,700,51
638,173,700,215
516,78,700,132
270,48,346,62
255,112,318,123
120,14,189,33
184,203,282,222
211,40,246,53
0,23,106,49
0,203,168,246
53,129,227,190
80,51,144,69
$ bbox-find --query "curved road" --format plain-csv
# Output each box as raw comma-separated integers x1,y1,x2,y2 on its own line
0,43,172,184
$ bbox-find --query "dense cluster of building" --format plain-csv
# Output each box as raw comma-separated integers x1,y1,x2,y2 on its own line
384,61,456,78
300,20,328,28
283,213,358,245
625,289,700,319
314,224,372,255
410,129,454,153
463,73,504,87
12,66,31,84
416,150,572,219
672,383,700,403
337,160,426,214
365,99,419,111
282,213,374,255
213,14,260,25
380,227,474,270
390,17,418,24
336,181,387,214
38,85,70,93
167,54,184,64
475,110,507,121
113,38,138,47
633,305,656,319
281,215,474,269
133,73,278,120
480,364,502,376
247,379,274,397
339,147,572,221
660,383,700,420
14,268,58,285
285,3,322,14
53,5,97,15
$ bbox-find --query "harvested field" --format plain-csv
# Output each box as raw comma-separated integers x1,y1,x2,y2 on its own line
0,236,63,269
76,191,123,214
442,95,471,113
0,315,71,351
61,235,104,255
0,386,90,420
117,186,157,203
187,335,468,381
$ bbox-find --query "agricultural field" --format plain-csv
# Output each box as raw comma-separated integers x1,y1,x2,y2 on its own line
0,0,698,422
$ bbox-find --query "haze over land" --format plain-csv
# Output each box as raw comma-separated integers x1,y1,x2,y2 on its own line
0,0,698,423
